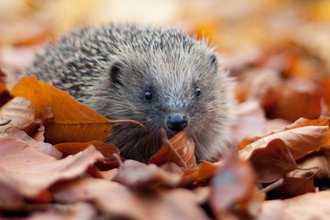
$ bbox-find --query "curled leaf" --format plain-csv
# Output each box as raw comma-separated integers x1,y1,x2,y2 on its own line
0,96,41,137
148,129,196,168
240,124,330,161
239,117,330,149
54,141,123,168
240,138,298,183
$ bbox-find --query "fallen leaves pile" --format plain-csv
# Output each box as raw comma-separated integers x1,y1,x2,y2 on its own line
0,72,329,220
1,0,330,219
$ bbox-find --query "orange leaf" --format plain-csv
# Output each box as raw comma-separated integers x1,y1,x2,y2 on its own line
196,160,221,181
10,76,114,144
148,129,196,168
29,190,52,204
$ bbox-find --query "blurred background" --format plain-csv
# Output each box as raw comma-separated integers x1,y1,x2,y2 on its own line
1,0,330,137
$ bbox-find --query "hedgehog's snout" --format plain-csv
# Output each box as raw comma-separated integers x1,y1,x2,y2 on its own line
166,113,188,132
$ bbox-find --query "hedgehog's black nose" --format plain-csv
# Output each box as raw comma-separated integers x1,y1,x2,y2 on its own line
166,113,188,132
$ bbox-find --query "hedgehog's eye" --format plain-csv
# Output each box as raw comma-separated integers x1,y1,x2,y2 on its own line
194,87,201,97
145,90,152,100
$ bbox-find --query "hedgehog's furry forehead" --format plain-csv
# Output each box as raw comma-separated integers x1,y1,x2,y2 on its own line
96,23,218,90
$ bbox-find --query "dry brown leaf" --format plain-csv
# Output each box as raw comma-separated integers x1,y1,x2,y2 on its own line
7,130,62,159
261,48,299,74
0,96,42,137
257,200,283,220
281,191,330,219
10,76,146,144
239,117,330,149
0,139,103,202
239,121,330,161
33,107,53,141
240,139,298,183
260,185,330,218
83,165,104,179
52,178,210,220
209,152,264,219
192,186,211,205
54,141,124,170
1,203,96,220
319,77,330,111
148,129,196,168
268,78,323,122
160,162,199,187
100,168,118,181
276,176,316,197
287,150,330,180
247,69,285,112
239,120,330,183
231,100,266,147
0,68,6,80
264,118,291,133
0,171,24,208
289,54,323,79
54,141,119,159
234,68,285,109
112,159,183,190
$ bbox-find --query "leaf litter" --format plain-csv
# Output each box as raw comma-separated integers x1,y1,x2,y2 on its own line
2,0,330,219
2,51,330,220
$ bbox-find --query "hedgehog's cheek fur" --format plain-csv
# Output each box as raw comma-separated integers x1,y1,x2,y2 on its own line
106,123,164,163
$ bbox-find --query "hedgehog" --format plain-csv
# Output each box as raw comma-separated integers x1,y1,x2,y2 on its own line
21,23,236,163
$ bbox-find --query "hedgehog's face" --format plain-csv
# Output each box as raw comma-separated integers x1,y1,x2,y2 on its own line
107,49,224,149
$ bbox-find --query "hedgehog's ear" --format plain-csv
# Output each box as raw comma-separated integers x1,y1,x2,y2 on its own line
209,53,218,71
109,62,123,87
